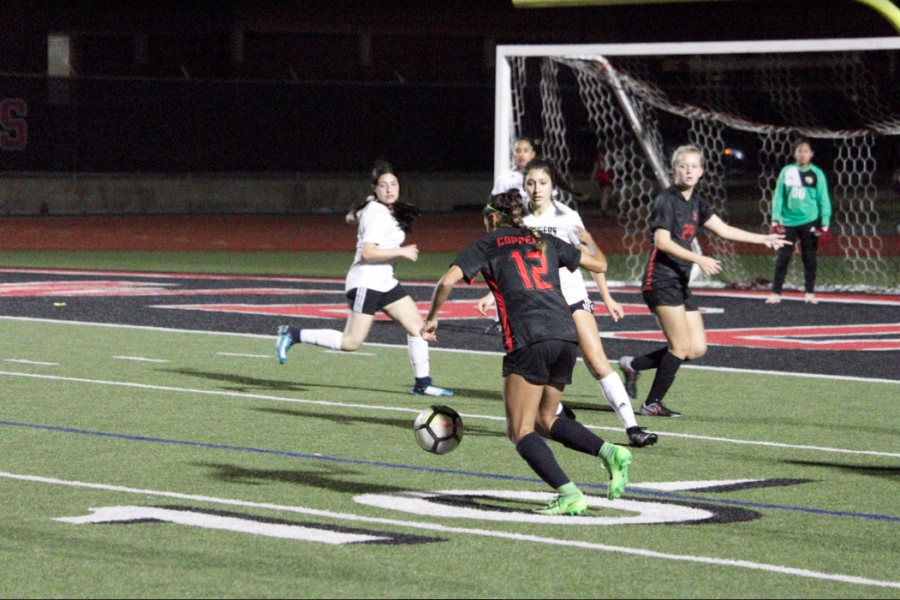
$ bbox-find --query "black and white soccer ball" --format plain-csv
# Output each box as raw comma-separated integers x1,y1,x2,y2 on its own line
413,405,464,455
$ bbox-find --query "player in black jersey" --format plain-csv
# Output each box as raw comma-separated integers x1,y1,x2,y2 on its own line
421,190,633,515
619,145,790,417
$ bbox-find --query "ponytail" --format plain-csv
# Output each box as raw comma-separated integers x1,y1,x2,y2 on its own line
485,189,546,253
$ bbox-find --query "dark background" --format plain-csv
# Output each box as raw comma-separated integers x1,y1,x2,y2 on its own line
1,0,897,174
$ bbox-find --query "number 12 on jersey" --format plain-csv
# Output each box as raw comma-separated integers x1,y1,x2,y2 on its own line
510,250,552,290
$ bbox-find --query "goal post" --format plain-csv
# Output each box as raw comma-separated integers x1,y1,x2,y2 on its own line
495,37,900,292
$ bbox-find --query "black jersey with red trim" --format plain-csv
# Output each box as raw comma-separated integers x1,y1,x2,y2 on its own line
453,227,581,353
643,185,716,290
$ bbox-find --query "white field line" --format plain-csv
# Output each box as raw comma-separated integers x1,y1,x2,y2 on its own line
322,350,376,356
216,352,271,359
2,315,899,385
4,359,58,366
1,471,897,590
1,370,898,460
113,356,170,363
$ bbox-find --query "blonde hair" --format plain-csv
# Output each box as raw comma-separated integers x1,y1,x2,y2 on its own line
671,145,705,170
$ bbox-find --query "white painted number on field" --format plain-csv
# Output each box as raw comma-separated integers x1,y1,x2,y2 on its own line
55,506,388,544
354,490,715,525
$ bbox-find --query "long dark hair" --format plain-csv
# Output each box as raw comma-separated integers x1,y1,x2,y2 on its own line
521,158,584,209
483,189,546,253
348,160,420,233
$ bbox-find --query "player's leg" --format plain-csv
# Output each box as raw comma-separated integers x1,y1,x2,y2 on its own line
276,293,374,364
798,224,819,303
639,304,690,417
505,372,585,514
382,292,453,397
767,226,800,303
618,286,671,400
572,309,657,448
506,342,585,513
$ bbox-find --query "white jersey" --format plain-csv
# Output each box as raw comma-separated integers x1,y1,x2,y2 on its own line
345,201,404,293
523,201,589,305
491,168,525,195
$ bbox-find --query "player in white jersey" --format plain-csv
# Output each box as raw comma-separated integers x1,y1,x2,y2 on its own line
276,161,453,397
490,136,537,195
478,159,657,448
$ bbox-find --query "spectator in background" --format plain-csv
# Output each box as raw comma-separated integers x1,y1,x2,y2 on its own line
765,139,833,305
585,151,615,217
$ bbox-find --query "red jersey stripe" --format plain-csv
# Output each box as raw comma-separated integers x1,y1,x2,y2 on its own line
486,278,514,352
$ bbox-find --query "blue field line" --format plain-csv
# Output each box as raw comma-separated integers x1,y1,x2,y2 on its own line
3,419,899,524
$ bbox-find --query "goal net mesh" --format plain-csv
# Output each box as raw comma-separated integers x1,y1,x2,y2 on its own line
500,45,900,292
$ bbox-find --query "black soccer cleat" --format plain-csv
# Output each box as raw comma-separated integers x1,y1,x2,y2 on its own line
639,401,682,418
626,426,658,447
619,356,639,400
484,320,503,335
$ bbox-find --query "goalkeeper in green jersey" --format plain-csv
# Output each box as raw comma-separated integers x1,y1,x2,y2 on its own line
766,139,833,305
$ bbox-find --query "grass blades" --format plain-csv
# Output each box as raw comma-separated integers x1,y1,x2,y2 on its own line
1,318,899,598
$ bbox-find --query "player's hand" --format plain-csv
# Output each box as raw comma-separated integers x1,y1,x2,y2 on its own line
420,319,438,342
401,244,419,262
762,234,791,250
697,255,722,276
815,227,833,244
345,211,358,225
603,298,625,322
573,226,596,246
769,222,785,236
476,293,496,316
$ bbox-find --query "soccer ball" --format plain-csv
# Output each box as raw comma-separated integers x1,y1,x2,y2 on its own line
413,405,464,455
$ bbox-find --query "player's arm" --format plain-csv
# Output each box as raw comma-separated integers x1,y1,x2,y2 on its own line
476,291,496,315
422,265,465,341
703,215,790,249
817,168,832,228
592,271,624,321
577,247,607,274
771,169,786,226
654,228,722,276
361,242,419,262
572,226,623,319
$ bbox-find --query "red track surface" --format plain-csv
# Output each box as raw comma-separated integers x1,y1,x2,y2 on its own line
0,214,895,255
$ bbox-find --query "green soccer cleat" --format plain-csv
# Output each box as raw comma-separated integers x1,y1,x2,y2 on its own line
534,492,588,516
600,444,632,501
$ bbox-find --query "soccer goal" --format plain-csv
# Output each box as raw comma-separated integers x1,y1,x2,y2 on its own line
495,38,900,292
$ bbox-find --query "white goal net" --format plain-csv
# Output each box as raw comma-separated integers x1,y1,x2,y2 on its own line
495,38,900,292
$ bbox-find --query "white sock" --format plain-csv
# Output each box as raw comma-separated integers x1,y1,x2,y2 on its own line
299,329,343,350
599,372,638,429
408,335,430,379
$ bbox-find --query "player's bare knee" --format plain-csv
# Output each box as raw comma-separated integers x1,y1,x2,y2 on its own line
341,338,363,352
688,344,707,360
669,343,691,359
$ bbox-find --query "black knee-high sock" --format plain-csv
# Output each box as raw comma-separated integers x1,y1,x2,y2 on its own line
645,351,684,405
632,346,669,372
550,417,604,456
515,432,570,489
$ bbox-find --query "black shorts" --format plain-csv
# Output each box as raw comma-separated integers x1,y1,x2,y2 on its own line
502,339,579,385
346,284,408,315
569,297,594,315
643,284,699,312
